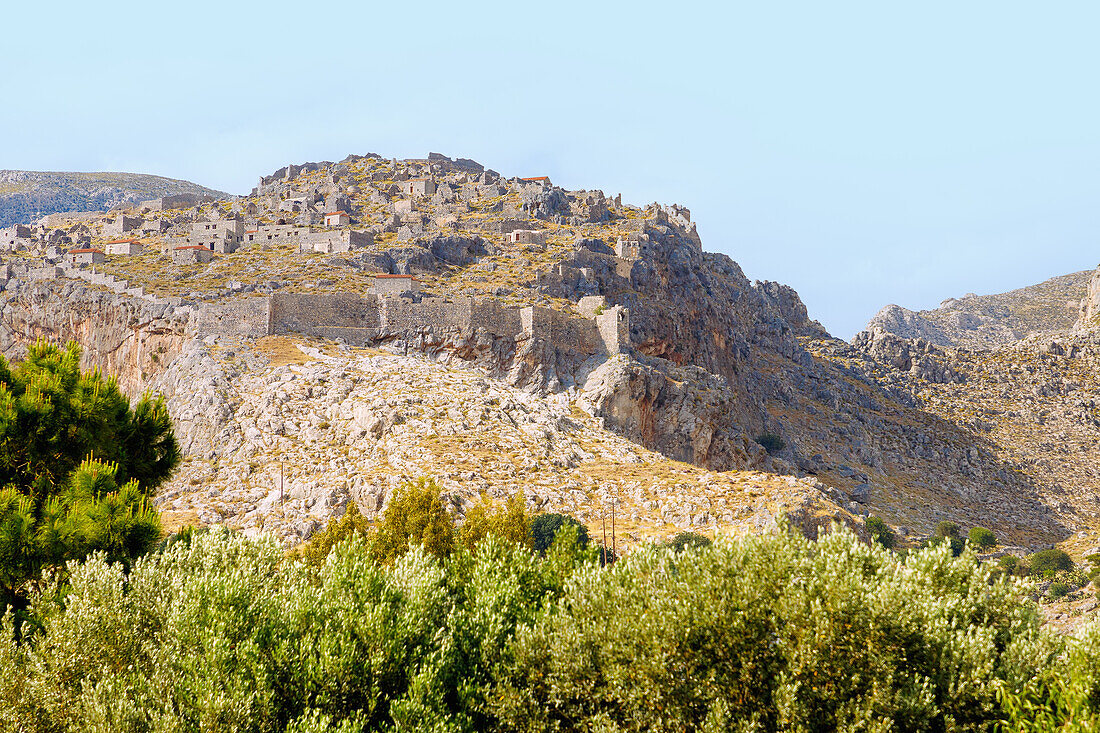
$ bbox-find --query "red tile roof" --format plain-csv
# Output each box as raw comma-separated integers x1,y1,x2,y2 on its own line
325,211,348,217
520,176,549,181
68,248,104,254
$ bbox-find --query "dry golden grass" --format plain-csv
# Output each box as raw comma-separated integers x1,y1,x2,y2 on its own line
253,336,315,367
160,509,202,534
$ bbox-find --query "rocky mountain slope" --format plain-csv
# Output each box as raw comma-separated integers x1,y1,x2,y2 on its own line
0,170,226,227
0,152,1091,553
865,270,1091,350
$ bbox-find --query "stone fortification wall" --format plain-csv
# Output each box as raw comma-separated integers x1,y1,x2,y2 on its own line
381,296,472,333
190,292,627,357
193,298,271,338
474,299,523,337
272,293,380,332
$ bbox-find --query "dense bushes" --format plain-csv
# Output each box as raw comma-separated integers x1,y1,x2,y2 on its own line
1030,549,1074,578
968,526,997,550
5,523,1100,731
530,513,589,553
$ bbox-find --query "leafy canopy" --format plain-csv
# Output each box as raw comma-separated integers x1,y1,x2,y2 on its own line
458,492,532,552
530,513,590,554
371,476,454,564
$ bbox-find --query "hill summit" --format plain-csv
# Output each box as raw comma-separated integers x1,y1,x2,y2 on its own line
0,151,1093,557
0,169,227,228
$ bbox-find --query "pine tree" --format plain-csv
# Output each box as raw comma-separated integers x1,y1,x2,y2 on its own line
0,340,179,627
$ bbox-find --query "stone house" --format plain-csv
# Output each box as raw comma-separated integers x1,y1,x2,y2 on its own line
505,229,547,246
367,274,420,296
244,224,306,246
324,211,350,227
173,245,214,265
141,219,170,234
299,229,373,254
1,225,32,250
212,238,240,254
190,219,244,250
405,178,436,197
140,193,213,211
105,239,144,256
324,194,351,213
104,215,143,236
615,235,653,260
66,248,106,266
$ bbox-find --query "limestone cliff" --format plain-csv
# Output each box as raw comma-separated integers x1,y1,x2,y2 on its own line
1075,265,1100,330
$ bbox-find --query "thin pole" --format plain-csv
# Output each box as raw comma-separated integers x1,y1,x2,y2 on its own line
601,510,607,566
611,498,616,562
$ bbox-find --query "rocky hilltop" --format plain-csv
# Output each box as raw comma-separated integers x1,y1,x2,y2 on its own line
865,271,1091,350
0,170,226,228
0,152,1089,553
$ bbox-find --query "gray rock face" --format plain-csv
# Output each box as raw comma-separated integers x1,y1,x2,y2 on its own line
1076,266,1100,330
851,329,963,384
753,280,830,339
865,271,1092,350
578,355,770,471
0,279,190,395
425,235,486,267
865,304,951,346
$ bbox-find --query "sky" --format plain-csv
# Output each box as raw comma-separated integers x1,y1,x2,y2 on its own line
2,1,1098,338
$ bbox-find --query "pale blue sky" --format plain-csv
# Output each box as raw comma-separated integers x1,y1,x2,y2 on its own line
3,1,1098,338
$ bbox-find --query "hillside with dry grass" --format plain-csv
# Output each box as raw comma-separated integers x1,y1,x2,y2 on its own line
0,169,226,227
865,270,1091,349
3,152,1095,558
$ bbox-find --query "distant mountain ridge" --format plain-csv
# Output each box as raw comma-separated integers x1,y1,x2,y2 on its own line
863,271,1091,350
0,170,227,228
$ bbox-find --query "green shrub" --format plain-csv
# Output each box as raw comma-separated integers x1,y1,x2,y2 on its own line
865,516,895,549
1048,582,1070,600
295,502,371,568
926,534,965,557
458,492,531,552
530,513,589,553
663,531,712,553
935,520,960,539
998,554,1021,575
0,340,180,627
754,433,785,454
371,477,454,565
1030,549,1074,579
492,525,1057,731
968,526,997,550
